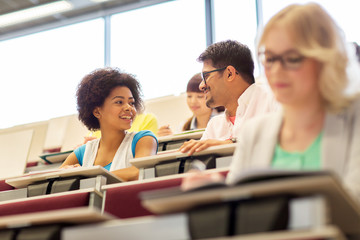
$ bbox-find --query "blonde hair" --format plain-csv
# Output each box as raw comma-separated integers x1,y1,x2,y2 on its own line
258,3,353,112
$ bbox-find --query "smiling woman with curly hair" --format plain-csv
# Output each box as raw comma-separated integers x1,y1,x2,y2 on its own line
61,67,158,181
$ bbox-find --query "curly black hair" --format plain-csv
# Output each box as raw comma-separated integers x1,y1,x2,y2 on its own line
197,40,255,85
76,67,143,130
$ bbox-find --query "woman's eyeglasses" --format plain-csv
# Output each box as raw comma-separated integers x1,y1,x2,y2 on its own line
258,51,305,70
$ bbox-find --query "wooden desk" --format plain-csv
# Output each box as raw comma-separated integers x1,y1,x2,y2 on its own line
157,129,205,152
1,207,114,229
157,129,204,143
61,214,346,240
102,167,229,190
131,143,236,169
62,213,190,240
204,225,346,240
141,172,360,235
5,165,123,189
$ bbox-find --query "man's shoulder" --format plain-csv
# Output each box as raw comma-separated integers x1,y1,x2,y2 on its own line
201,112,230,140
249,83,279,110
251,83,274,98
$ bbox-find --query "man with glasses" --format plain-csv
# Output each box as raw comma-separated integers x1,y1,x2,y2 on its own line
179,40,278,155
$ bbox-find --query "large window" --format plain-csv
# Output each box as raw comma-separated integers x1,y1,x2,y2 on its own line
0,19,104,129
111,0,206,100
262,0,360,43
213,0,259,76
2,0,360,129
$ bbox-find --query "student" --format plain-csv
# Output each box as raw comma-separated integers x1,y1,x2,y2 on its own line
225,3,360,201
157,73,223,136
87,112,159,142
61,67,158,181
183,3,360,197
179,40,278,155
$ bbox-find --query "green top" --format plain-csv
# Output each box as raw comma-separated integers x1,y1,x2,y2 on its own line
271,132,323,170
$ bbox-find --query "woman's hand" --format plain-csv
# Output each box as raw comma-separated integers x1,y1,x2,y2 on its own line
60,163,81,169
179,139,232,155
158,125,173,137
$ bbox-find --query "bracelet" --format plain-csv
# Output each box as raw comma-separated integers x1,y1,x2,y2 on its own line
228,138,237,143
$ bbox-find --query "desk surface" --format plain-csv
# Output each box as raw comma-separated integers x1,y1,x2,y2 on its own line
6,166,123,189
205,225,346,240
130,143,236,169
141,173,360,235
0,188,100,206
0,207,114,229
157,129,204,143
102,167,229,190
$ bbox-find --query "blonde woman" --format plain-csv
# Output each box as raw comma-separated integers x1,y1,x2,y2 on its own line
226,3,360,201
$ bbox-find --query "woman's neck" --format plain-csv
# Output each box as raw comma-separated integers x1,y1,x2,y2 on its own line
195,111,212,129
282,102,325,132
99,128,126,151
280,102,325,151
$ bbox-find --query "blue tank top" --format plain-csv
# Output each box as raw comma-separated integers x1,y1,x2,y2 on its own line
74,130,157,171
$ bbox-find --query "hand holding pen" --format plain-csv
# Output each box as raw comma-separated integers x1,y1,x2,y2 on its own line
158,124,173,137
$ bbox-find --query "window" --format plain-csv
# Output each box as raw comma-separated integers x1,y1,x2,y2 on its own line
111,0,206,99
0,19,104,129
262,0,360,43
213,0,259,76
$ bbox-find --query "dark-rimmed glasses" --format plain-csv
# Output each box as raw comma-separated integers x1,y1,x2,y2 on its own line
201,67,227,84
258,51,305,70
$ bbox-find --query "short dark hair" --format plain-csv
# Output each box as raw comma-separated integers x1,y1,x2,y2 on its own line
197,40,255,84
186,73,202,93
76,67,143,130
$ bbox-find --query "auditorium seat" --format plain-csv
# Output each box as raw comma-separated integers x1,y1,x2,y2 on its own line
43,114,88,153
103,169,229,219
0,191,90,218
104,178,182,218
0,121,48,164
0,180,13,192
144,93,192,128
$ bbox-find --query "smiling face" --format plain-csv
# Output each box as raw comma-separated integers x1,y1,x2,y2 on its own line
186,91,212,117
199,60,228,108
94,86,136,131
263,26,322,108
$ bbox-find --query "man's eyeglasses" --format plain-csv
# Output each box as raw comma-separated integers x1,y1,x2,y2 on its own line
258,51,305,70
201,67,227,84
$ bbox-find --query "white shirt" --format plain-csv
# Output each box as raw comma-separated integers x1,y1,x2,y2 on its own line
201,83,279,140
82,132,135,171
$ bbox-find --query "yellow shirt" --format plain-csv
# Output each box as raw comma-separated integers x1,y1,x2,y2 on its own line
91,113,159,138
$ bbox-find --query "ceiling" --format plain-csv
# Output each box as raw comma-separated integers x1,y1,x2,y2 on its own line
0,0,169,40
